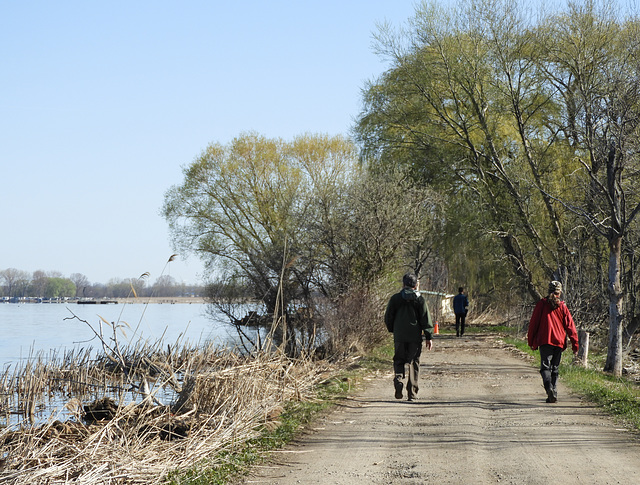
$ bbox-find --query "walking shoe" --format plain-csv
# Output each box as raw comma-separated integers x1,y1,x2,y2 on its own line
546,388,557,403
394,381,403,400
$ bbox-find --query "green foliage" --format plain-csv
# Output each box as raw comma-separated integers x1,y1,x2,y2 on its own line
358,0,578,301
163,133,357,312
439,189,513,307
43,277,76,299
355,0,640,374
163,133,442,355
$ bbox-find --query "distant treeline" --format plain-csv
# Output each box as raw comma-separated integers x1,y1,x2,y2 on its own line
0,268,204,299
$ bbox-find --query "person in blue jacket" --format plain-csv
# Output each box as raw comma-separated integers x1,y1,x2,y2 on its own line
453,287,469,337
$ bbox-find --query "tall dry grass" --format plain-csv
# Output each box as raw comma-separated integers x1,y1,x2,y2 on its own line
0,340,338,484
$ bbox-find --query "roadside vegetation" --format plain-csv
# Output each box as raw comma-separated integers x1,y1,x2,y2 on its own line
0,336,346,483
0,322,392,484
166,345,393,485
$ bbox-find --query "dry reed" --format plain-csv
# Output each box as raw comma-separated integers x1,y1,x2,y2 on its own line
0,340,338,484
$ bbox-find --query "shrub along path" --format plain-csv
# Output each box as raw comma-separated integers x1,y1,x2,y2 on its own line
242,334,640,484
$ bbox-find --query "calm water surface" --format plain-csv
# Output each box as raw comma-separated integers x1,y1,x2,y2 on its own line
0,302,236,367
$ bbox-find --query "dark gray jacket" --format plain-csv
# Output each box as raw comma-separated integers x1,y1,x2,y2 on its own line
385,288,433,343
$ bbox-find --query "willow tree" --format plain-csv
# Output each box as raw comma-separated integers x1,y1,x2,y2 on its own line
535,1,640,374
162,133,357,353
357,0,576,303
163,132,444,353
356,0,640,374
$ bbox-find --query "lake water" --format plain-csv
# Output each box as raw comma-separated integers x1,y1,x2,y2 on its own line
0,302,238,367
0,302,260,427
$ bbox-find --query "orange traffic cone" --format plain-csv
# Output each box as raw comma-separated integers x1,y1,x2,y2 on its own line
434,321,439,335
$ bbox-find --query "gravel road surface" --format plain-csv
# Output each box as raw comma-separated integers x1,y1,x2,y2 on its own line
243,334,640,484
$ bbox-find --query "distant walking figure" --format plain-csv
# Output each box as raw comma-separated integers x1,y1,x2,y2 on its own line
528,281,579,403
453,287,469,337
385,273,434,401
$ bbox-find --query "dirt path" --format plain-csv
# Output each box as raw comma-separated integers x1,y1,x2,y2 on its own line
243,334,640,484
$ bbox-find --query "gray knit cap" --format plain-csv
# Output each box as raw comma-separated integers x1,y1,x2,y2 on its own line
548,281,562,294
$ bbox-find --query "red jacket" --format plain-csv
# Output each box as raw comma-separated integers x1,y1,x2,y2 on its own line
528,298,579,353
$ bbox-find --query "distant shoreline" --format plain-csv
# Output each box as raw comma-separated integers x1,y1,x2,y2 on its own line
118,296,207,304
1,296,208,305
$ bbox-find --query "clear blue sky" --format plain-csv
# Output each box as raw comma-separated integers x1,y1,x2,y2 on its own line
1,0,422,285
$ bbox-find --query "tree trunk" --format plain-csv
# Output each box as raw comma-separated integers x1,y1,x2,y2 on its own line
604,236,623,376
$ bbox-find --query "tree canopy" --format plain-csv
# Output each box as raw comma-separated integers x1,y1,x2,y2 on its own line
163,132,441,354
355,0,640,374
160,0,640,371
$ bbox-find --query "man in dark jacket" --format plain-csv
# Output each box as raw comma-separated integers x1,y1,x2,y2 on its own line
453,287,469,337
528,280,579,403
385,273,434,401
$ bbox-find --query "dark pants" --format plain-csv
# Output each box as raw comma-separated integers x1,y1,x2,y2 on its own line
393,341,422,398
539,344,562,397
455,312,467,336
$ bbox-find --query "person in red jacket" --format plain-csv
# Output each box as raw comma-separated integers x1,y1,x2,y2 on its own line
528,280,579,403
